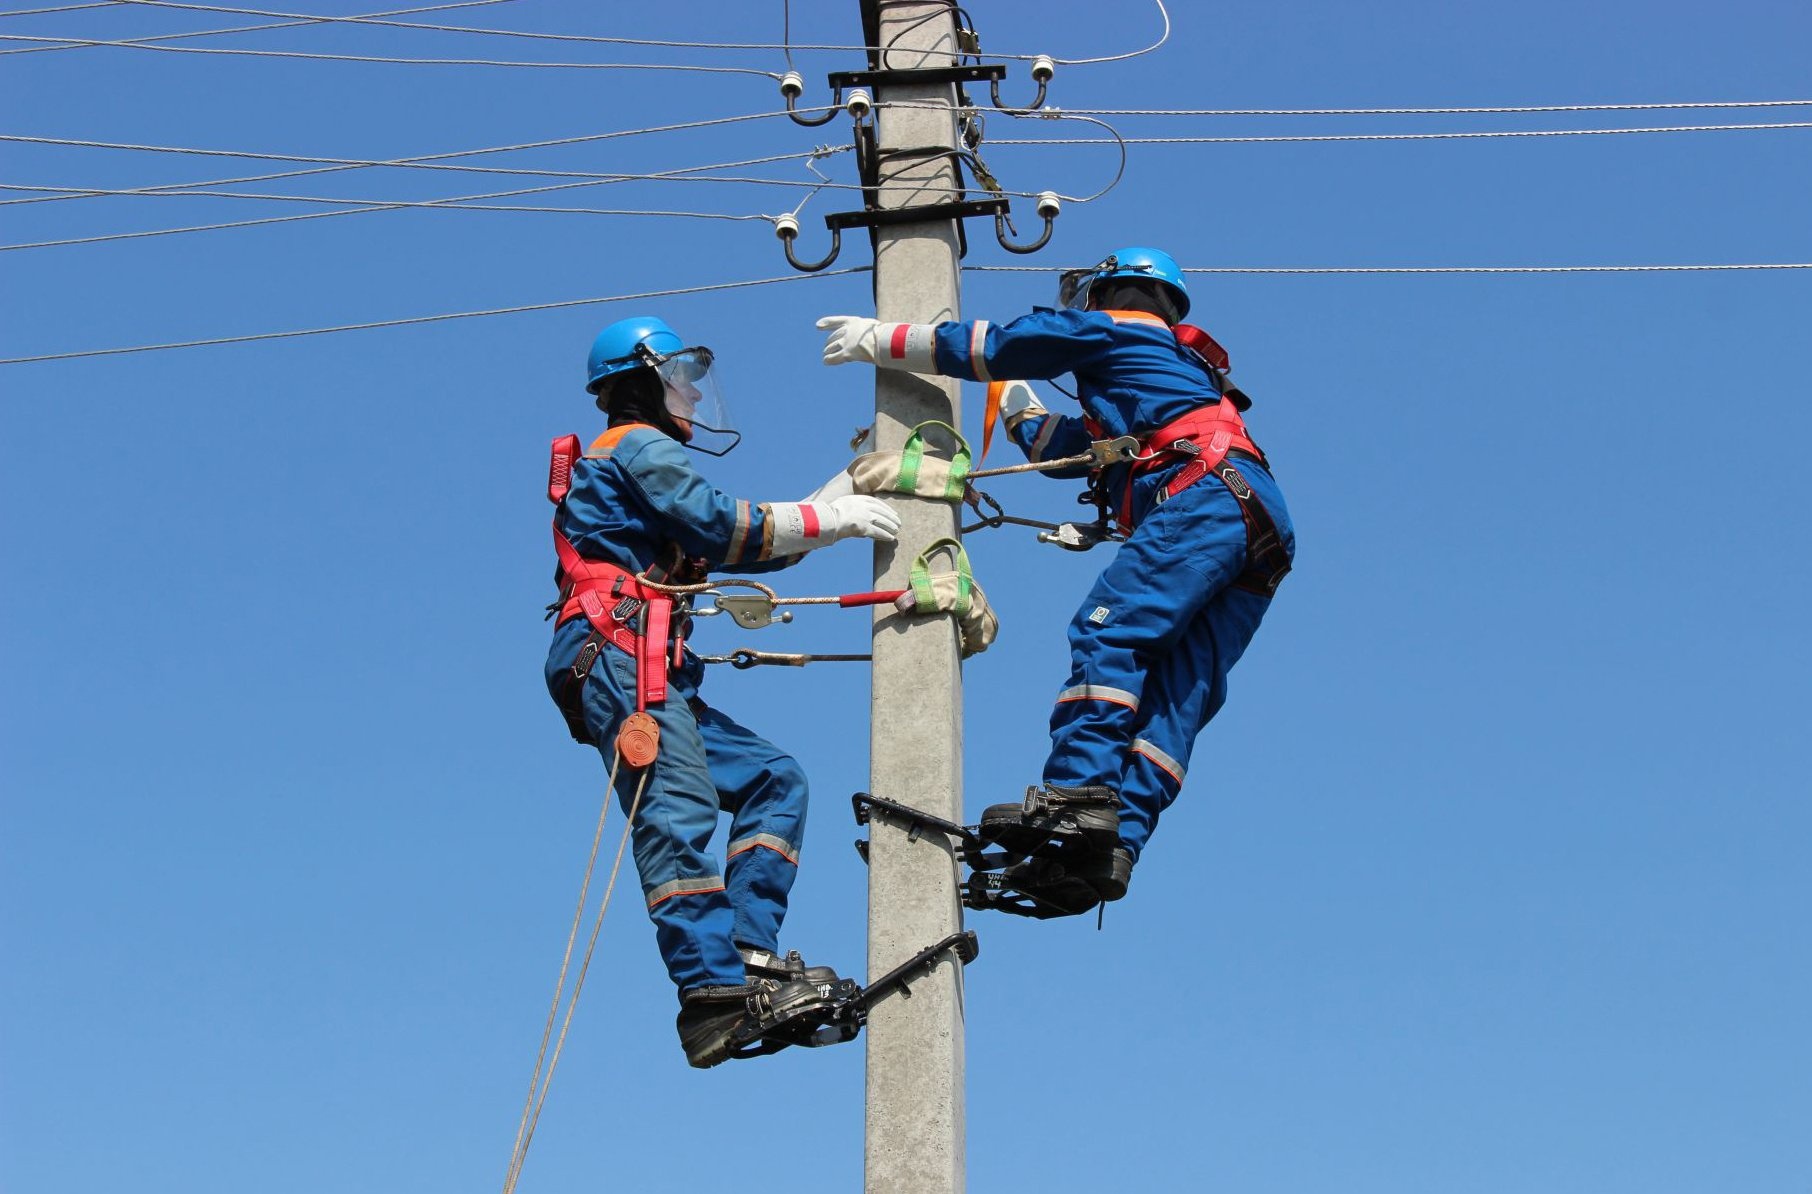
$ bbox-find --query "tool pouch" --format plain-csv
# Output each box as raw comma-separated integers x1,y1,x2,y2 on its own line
848,421,972,502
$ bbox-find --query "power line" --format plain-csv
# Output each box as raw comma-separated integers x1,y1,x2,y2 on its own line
0,268,870,365
0,1,121,15
0,197,773,252
0,149,843,250
1,144,840,209
967,263,1812,275
0,111,841,206
1047,99,1812,116
7,0,1168,64
991,121,1812,144
0,0,512,53
0,31,785,74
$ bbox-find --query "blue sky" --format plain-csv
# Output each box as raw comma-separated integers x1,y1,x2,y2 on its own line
3,1,1809,1191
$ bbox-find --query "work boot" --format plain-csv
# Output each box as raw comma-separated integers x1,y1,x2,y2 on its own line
675,984,760,1069
977,783,1120,859
964,845,1133,919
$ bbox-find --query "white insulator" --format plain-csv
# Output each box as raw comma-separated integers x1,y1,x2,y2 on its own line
1034,190,1062,219
774,213,800,239
846,89,873,119
780,70,804,99
1031,55,1056,83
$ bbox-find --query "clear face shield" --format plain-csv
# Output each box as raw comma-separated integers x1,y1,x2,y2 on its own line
646,345,740,456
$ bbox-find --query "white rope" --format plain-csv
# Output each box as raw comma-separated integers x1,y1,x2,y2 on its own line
502,754,651,1194
991,121,1812,144
965,263,1812,275
0,268,870,365
0,31,784,74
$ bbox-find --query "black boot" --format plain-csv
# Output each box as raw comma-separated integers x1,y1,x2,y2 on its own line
675,984,759,1069
965,846,1133,919
977,783,1120,859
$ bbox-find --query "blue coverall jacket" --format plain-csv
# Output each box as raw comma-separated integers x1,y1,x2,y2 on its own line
932,307,1296,860
545,425,807,995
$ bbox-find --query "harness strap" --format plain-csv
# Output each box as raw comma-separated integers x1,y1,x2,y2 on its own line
548,430,677,712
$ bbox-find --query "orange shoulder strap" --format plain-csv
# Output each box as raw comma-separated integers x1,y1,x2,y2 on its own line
587,422,655,457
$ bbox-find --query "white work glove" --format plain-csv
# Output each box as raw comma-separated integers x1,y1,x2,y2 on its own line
765,495,900,555
801,467,856,504
817,315,880,365
824,494,900,543
817,315,940,373
998,378,1043,424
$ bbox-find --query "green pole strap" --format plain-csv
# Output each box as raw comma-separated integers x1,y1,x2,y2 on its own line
908,537,975,616
895,421,973,500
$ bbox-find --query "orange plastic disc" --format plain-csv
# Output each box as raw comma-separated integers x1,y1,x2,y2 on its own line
616,711,661,768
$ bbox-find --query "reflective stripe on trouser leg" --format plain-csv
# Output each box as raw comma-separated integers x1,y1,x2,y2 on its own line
1113,489,1289,859
580,647,745,994
697,701,808,954
1044,475,1283,843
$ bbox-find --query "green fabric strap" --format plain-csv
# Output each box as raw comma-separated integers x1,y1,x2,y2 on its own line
895,421,972,500
909,538,974,616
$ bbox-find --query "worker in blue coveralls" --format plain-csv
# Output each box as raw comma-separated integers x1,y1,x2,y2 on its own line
818,248,1294,919
545,315,901,1066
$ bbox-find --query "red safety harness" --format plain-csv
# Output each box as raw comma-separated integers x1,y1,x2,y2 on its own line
1082,311,1293,596
547,426,688,744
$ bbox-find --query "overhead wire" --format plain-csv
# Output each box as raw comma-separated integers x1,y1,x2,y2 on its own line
0,146,853,250
0,31,786,72
991,121,1812,145
0,268,871,365
3,0,1168,64
0,0,122,14
1049,98,1812,116
0,0,513,54
967,263,1812,275
0,111,842,207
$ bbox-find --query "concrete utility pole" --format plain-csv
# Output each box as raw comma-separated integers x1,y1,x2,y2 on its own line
862,2,967,1191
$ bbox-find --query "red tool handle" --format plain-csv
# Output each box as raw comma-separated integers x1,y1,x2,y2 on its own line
838,589,909,607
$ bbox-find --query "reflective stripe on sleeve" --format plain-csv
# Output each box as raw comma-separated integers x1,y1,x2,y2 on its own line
728,833,800,865
1131,738,1186,785
1056,684,1140,710
726,499,753,561
646,875,726,908
1028,416,1062,462
968,321,992,381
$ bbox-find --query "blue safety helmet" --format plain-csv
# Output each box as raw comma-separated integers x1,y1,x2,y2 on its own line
1056,246,1190,320
585,315,686,394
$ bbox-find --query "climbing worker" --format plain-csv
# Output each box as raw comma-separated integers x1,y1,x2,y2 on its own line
817,247,1295,918
546,315,901,1066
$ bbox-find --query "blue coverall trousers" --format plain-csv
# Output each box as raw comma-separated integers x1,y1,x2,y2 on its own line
1043,461,1295,861
546,618,807,995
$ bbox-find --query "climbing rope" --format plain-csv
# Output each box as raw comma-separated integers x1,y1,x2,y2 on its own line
502,746,652,1194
